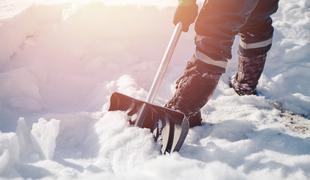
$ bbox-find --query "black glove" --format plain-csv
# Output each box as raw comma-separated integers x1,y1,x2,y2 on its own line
173,1,198,32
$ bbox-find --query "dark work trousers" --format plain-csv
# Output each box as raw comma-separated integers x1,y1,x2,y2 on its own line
194,0,280,73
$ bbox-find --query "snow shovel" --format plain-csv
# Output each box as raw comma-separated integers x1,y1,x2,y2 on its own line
108,23,189,154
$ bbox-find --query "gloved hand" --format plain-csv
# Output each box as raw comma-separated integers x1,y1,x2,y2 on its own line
173,0,198,32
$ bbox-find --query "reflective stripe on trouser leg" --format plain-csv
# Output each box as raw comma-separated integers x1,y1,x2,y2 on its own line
194,50,228,69
239,38,273,49
238,35,273,57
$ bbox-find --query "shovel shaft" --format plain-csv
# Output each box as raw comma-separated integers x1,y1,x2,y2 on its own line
135,23,183,127
145,23,183,103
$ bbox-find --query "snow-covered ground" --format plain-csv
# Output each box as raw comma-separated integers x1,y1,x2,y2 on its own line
0,0,309,179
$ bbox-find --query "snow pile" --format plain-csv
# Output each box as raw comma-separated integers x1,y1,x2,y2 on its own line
94,112,158,173
0,3,192,131
259,0,310,115
0,132,19,175
0,0,309,179
31,118,60,160
1,77,309,180
0,118,60,177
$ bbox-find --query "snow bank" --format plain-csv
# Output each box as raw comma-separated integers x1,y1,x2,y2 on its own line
0,77,310,180
258,0,310,115
0,3,192,131
0,132,19,176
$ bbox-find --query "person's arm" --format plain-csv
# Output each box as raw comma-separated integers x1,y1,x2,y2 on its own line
173,0,198,32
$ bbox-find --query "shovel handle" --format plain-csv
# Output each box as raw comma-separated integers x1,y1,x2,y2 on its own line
146,22,183,103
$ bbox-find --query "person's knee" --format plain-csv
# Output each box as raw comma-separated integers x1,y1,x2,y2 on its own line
238,0,279,57
195,34,234,61
193,0,260,61
238,18,274,57
189,51,227,75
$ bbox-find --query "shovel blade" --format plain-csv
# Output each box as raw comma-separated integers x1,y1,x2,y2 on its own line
108,92,189,153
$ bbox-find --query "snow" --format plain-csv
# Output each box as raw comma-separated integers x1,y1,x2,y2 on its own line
31,118,60,160
0,0,309,179
0,133,19,175
258,0,310,115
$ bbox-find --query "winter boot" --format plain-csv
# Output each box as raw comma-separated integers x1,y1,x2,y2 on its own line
165,57,222,127
230,53,267,95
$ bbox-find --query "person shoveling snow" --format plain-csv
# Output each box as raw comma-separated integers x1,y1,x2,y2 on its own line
110,0,280,153
1,1,309,179
166,0,279,127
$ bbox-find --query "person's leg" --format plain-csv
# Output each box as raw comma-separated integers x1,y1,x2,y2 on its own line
230,0,280,95
166,0,260,127
165,57,222,127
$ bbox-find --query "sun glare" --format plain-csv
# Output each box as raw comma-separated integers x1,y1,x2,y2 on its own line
34,0,178,6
